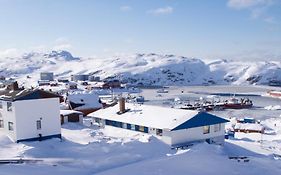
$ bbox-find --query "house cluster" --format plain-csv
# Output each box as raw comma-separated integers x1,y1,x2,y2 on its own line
0,76,231,148
37,72,122,91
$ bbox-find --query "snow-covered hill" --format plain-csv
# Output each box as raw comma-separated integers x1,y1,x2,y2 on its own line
0,50,280,86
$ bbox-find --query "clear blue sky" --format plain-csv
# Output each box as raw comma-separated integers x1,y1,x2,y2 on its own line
0,0,280,60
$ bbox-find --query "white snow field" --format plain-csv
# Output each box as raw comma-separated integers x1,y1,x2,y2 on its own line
1,118,281,175
0,50,281,87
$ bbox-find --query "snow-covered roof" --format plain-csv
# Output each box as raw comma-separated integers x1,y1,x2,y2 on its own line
60,110,83,116
0,89,61,101
234,123,264,131
88,103,228,130
67,91,102,109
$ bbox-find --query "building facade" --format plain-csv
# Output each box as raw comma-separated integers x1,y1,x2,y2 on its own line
0,89,61,142
89,102,229,147
40,72,54,81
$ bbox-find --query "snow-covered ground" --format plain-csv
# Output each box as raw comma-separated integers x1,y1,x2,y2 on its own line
1,117,281,175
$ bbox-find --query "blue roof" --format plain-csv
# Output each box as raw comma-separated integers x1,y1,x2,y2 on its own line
171,112,229,131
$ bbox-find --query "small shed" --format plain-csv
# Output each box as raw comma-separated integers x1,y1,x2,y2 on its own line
234,123,264,133
60,110,84,124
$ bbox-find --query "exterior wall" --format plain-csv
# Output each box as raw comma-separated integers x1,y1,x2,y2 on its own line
163,123,226,146
161,129,172,145
148,128,157,135
0,100,17,141
90,117,225,147
61,113,83,124
13,98,61,142
71,75,89,81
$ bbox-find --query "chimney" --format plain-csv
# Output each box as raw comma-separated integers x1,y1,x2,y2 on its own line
119,97,126,113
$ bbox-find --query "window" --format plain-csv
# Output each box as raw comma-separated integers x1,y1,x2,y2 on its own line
139,126,145,132
126,123,131,129
144,127,149,133
0,120,3,128
214,124,221,132
8,122,13,131
36,120,41,130
7,102,12,111
203,125,210,134
105,120,112,125
0,101,2,109
122,123,127,129
116,122,122,128
94,118,100,123
135,125,139,131
156,129,163,136
131,124,135,131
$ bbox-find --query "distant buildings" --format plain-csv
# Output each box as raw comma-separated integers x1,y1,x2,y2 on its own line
89,99,229,147
71,74,89,82
40,72,54,81
86,80,121,90
88,75,100,82
0,89,61,142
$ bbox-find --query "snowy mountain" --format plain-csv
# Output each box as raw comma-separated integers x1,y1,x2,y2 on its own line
0,50,280,86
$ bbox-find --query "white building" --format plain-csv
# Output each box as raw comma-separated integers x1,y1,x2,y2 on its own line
40,72,54,81
0,89,61,142
88,100,229,147
67,91,103,115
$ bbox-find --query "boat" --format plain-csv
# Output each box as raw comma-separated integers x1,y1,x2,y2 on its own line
179,103,197,110
156,88,168,93
267,90,281,98
223,97,253,109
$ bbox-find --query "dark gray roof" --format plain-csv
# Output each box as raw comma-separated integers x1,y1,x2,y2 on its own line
0,89,61,102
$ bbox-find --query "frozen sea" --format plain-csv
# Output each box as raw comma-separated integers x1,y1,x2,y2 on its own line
139,85,281,120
